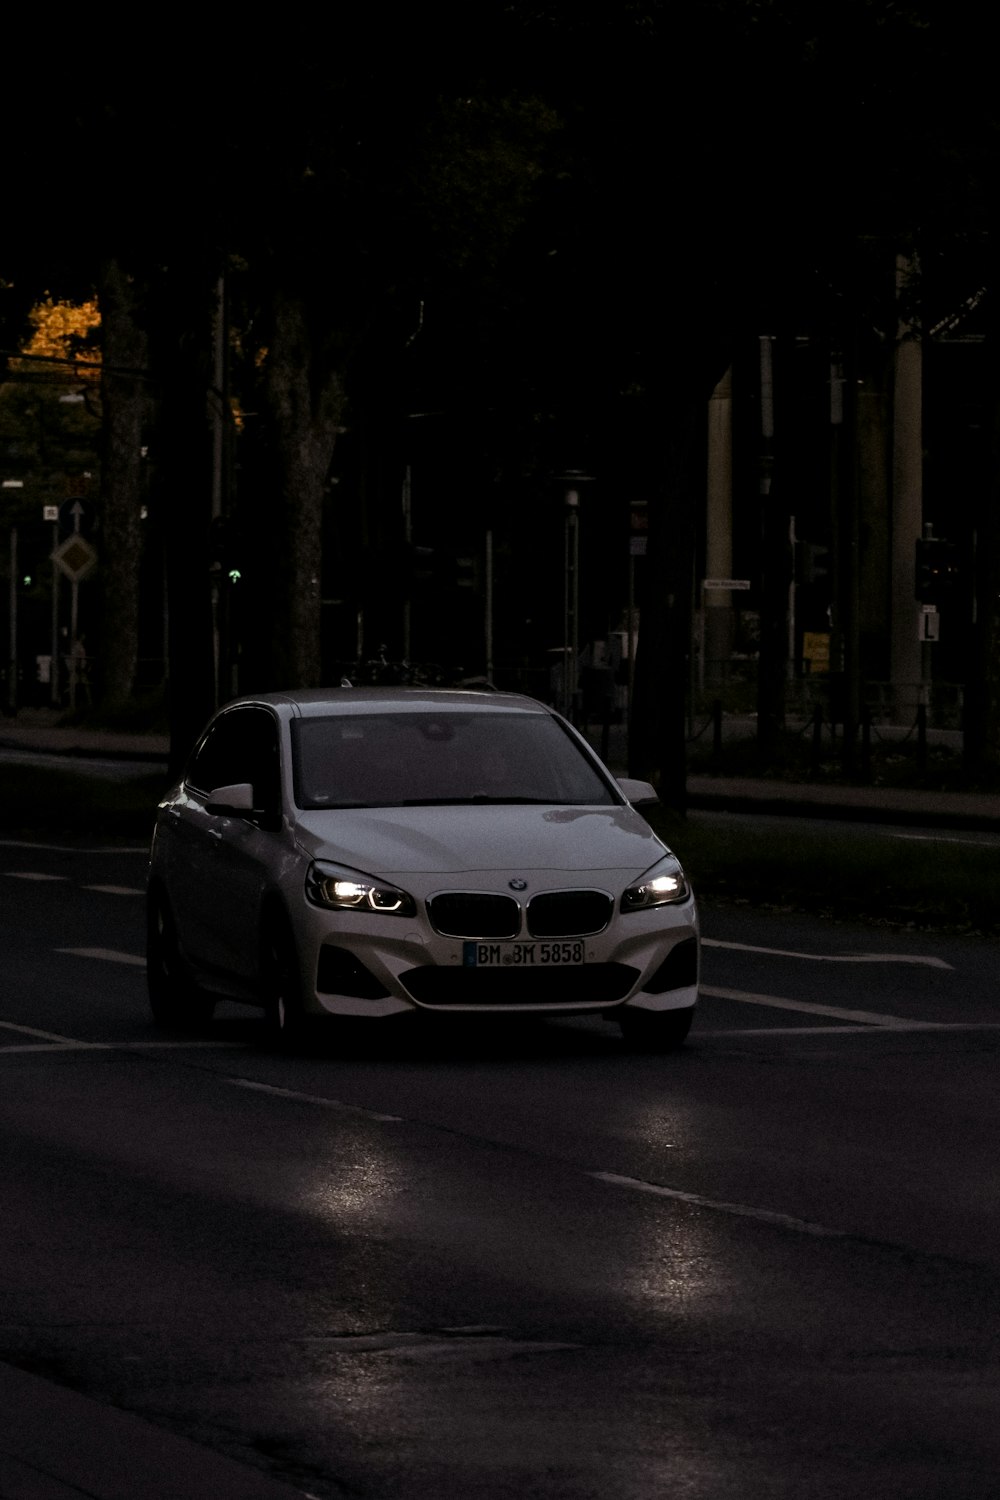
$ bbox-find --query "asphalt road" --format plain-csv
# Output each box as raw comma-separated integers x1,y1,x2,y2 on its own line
2,835,1000,1499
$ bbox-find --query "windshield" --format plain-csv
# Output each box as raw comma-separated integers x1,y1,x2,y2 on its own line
291,711,617,810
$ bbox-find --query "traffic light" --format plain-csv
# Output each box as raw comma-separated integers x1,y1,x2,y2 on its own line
454,553,479,591
208,515,243,583
796,541,831,587
915,538,959,604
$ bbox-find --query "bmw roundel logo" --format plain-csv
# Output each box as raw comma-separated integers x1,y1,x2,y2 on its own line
508,878,528,891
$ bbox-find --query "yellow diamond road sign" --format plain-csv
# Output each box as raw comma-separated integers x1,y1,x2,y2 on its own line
52,535,97,582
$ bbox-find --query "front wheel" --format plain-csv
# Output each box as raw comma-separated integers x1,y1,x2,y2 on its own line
619,1004,695,1052
260,919,308,1047
146,891,216,1028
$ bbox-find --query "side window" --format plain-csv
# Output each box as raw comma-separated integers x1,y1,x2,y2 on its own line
187,708,281,812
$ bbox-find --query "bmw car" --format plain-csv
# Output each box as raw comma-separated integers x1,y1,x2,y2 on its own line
146,688,699,1046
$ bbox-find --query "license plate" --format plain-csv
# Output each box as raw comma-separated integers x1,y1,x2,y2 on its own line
463,941,585,968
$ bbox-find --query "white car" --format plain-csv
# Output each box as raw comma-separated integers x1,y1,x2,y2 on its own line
147,688,699,1047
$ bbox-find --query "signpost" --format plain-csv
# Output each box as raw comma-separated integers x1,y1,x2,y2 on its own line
49,502,97,710
3,482,24,712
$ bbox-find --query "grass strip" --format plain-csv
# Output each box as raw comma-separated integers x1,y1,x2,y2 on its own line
646,806,1000,938
0,764,165,842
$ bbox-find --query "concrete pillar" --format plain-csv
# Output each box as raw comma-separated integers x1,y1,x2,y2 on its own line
704,366,734,682
891,252,923,713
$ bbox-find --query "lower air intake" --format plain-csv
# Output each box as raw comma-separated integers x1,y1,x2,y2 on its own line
400,964,638,1008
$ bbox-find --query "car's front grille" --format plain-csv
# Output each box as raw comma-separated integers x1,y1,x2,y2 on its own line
427,892,520,939
526,890,613,937
399,963,638,1008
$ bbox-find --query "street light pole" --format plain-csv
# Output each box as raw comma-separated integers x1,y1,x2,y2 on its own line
563,487,579,719
7,526,16,715
50,513,60,706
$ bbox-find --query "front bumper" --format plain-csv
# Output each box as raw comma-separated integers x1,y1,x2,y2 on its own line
290,879,699,1020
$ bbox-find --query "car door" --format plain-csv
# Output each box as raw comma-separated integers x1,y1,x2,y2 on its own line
165,705,284,986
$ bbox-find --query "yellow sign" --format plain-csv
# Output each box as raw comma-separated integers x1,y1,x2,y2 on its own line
802,631,830,672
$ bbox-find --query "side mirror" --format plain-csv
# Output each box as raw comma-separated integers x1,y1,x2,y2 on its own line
617,777,660,809
206,782,256,815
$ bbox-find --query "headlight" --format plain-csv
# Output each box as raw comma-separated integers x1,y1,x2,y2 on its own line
621,855,689,911
306,860,416,916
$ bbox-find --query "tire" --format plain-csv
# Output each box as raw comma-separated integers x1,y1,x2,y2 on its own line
146,890,216,1028
619,1004,695,1052
260,918,308,1047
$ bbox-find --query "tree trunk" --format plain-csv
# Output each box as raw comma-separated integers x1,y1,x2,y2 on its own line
147,270,218,775
964,282,1000,776
243,290,347,691
95,259,149,711
755,334,787,763
628,402,701,815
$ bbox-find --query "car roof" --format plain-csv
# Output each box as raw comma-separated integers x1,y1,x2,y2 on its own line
222,687,556,720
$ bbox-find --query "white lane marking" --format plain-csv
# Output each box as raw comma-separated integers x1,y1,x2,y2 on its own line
1,1044,98,1053
591,1170,847,1239
1,1039,239,1053
0,1044,235,1056
80,885,144,896
0,1020,102,1046
5,871,67,882
229,1076,403,1124
1,841,148,854
0,1020,237,1052
56,947,146,966
696,1023,1000,1037
297,1329,579,1358
702,938,951,970
699,985,940,1028
891,832,1000,847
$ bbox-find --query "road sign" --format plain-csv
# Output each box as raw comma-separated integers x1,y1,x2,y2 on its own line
703,578,751,591
919,605,940,642
52,534,97,582
43,506,59,522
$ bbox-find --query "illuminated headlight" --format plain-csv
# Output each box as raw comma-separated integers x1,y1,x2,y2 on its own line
621,855,689,911
306,860,416,916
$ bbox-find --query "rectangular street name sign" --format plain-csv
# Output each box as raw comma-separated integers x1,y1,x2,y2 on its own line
703,578,751,590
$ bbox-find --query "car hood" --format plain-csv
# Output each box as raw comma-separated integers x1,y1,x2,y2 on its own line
292,803,666,878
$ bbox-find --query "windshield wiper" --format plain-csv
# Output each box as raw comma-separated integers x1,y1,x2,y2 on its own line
397,795,555,806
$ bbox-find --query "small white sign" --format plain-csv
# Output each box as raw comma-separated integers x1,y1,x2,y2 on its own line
703,578,751,591
43,505,60,522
